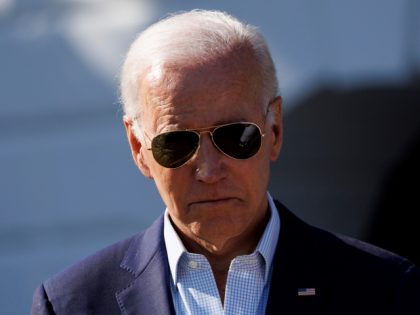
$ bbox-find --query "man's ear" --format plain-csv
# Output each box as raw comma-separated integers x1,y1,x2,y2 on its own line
269,96,283,161
123,116,153,179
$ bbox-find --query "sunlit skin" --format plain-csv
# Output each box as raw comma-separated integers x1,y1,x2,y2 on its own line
124,46,283,300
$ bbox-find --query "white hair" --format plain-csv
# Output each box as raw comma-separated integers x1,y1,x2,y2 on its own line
120,9,278,137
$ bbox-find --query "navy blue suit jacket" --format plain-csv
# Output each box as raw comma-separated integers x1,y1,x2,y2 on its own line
31,202,420,314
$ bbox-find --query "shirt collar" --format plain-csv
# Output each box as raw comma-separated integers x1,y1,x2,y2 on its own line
163,211,185,284
163,192,281,284
257,192,281,282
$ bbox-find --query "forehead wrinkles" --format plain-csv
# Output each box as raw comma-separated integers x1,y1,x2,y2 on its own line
140,64,177,107
140,68,199,132
154,103,198,133
138,65,176,130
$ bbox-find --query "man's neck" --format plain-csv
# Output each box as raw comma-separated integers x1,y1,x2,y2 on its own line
176,205,269,270
178,205,269,258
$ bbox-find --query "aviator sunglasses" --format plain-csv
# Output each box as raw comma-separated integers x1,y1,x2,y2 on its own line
144,122,265,168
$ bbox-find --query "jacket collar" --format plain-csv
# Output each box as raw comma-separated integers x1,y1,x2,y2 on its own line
266,201,326,314
116,214,175,315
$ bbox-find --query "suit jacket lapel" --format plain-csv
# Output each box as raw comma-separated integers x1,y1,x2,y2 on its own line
116,215,175,315
266,201,327,315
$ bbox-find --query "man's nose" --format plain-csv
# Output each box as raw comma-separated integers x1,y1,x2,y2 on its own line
193,133,227,183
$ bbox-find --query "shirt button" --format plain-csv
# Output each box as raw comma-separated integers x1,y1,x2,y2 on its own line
188,260,199,269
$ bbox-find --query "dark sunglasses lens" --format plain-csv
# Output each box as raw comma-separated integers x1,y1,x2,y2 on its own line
151,131,199,168
213,123,262,159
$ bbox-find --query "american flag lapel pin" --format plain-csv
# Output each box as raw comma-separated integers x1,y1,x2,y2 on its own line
297,288,316,296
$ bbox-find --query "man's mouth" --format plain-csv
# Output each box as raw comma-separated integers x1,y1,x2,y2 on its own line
190,197,239,206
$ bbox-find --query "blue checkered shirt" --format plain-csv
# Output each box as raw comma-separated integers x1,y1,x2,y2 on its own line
163,193,280,315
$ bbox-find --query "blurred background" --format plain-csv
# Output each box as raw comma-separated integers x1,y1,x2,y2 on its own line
1,0,419,313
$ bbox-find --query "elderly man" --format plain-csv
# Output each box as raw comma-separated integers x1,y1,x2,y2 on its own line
32,10,420,315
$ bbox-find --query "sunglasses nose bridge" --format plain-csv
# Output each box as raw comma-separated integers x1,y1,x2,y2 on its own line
196,129,225,155
193,130,228,183
192,129,226,161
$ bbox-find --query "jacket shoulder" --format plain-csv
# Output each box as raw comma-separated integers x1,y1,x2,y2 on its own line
270,200,420,313
275,200,414,271
38,231,145,314
45,234,136,292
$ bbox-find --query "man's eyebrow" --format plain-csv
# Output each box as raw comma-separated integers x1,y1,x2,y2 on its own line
173,118,249,131
213,117,248,125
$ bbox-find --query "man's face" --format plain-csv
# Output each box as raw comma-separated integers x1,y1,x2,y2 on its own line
125,49,282,254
